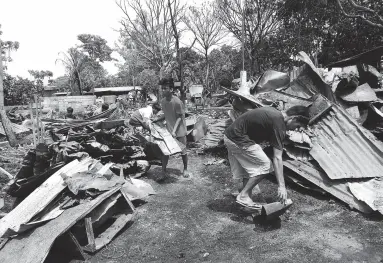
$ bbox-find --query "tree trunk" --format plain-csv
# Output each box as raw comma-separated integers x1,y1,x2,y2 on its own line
0,44,17,146
205,49,209,91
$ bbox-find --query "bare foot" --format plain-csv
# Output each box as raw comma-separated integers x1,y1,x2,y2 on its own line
157,170,167,181
236,194,255,206
183,170,191,178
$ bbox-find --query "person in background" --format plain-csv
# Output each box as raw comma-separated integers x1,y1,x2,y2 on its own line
154,78,190,178
65,107,76,119
92,98,104,116
129,102,162,131
101,103,109,112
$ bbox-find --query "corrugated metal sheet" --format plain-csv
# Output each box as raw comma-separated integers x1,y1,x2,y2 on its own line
349,178,383,214
284,145,312,161
309,104,383,179
283,160,372,213
94,86,142,93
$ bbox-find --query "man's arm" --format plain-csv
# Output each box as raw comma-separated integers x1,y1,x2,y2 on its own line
171,114,183,137
272,147,287,204
151,115,165,123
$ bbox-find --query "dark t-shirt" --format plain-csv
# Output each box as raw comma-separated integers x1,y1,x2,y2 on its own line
224,107,286,150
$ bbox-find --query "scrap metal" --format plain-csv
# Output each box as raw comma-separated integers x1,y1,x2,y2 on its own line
309,104,383,179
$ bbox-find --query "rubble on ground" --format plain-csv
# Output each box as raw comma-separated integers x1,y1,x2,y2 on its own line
203,49,383,216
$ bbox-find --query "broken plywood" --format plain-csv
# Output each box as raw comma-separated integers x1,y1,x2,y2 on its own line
283,160,372,213
0,158,94,238
150,123,183,155
0,187,121,263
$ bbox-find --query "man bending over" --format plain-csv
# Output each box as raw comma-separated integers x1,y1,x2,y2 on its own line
224,106,308,209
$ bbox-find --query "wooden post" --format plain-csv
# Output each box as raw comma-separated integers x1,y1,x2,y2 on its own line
84,217,96,252
0,44,17,147
39,99,44,143
34,95,40,143
29,103,36,147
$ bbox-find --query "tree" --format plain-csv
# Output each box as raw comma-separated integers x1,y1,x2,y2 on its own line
117,0,175,78
280,0,383,66
215,0,284,75
137,69,160,97
0,24,17,145
167,0,189,101
51,76,70,92
77,34,114,62
208,45,243,90
336,0,383,29
56,48,88,95
115,37,148,86
179,47,205,90
28,70,53,85
185,3,225,90
3,73,36,105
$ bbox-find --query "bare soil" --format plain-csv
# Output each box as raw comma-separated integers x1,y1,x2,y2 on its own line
1,144,383,263
81,152,383,263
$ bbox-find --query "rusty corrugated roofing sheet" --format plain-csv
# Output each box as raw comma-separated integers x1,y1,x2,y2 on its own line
309,104,383,179
284,160,372,213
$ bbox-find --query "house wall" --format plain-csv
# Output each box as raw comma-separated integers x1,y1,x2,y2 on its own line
42,95,96,112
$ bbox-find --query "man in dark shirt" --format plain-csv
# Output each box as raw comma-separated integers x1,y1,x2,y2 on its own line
224,106,308,209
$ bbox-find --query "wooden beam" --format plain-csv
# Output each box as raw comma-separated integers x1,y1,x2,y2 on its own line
84,217,96,252
120,188,136,212
93,213,133,251
0,167,13,180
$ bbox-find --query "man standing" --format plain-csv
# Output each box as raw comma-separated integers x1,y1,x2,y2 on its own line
156,78,190,178
224,106,308,209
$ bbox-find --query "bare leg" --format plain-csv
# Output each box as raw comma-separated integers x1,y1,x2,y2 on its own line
237,174,268,205
161,155,169,179
181,154,190,177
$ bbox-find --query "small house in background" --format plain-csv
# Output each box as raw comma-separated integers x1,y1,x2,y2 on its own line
92,86,143,104
93,86,142,96
54,92,71,96
43,85,58,97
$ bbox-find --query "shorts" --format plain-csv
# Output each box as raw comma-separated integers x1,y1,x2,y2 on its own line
176,136,187,155
224,135,273,179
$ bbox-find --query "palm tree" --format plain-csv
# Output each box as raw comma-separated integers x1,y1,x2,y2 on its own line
56,48,87,95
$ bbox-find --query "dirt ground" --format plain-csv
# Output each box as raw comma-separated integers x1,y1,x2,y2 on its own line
1,144,383,263
78,152,383,263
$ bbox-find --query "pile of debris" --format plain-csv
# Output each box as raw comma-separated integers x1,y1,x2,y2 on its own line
0,157,155,263
0,105,196,262
213,48,383,215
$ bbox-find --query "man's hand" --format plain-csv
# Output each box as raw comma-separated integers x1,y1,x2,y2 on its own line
277,186,288,204
171,131,176,138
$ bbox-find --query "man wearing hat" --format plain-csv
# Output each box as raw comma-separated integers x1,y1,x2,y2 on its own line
224,105,309,209
155,78,190,178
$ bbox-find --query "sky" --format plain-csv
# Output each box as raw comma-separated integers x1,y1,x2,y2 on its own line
0,0,126,79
